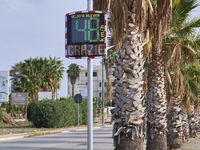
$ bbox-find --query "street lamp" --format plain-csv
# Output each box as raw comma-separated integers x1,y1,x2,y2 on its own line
56,57,60,100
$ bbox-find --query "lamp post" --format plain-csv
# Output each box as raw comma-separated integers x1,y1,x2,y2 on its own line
56,57,60,100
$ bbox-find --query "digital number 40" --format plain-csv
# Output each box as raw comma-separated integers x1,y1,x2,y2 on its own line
76,17,100,42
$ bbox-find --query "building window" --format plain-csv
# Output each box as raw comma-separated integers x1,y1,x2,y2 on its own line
104,82,107,87
93,72,97,77
85,72,97,77
99,82,101,87
99,92,102,97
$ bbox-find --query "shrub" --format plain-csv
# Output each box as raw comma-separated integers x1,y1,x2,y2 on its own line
27,97,96,128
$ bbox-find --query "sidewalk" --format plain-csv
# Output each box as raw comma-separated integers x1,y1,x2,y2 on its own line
181,135,200,150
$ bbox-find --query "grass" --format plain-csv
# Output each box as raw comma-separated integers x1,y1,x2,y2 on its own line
0,121,53,136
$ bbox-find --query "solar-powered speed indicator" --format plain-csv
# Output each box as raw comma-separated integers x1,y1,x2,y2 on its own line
65,11,107,59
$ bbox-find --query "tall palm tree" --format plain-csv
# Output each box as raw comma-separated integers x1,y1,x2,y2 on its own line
94,1,146,149
163,0,200,148
10,57,65,101
95,0,172,149
138,1,173,149
67,63,80,98
180,58,200,138
36,57,65,99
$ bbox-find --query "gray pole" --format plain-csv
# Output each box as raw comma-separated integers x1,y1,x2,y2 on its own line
87,0,93,10
102,58,104,126
87,1,93,149
87,0,93,146
87,59,93,150
56,58,57,100
78,95,79,129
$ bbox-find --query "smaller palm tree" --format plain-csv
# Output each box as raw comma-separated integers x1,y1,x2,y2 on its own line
67,63,80,98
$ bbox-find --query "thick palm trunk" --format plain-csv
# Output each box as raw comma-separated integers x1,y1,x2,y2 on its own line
167,92,183,149
115,132,144,150
188,101,198,138
194,109,200,134
111,23,145,150
146,51,168,150
181,107,189,142
72,84,75,98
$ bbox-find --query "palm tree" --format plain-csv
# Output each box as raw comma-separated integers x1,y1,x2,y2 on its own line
36,57,65,99
94,1,146,149
67,63,80,98
163,0,200,148
95,0,173,149
10,57,65,101
180,58,200,138
137,1,173,149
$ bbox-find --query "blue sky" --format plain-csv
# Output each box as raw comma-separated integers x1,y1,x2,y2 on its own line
0,0,102,98
0,0,200,98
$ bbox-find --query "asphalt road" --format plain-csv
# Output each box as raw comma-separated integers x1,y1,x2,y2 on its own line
0,125,114,150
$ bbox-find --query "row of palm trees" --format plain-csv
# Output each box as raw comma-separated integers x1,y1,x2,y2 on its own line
10,56,65,101
94,0,200,149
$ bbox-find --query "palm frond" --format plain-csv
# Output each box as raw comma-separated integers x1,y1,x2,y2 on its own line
172,69,184,98
167,43,181,69
165,69,173,106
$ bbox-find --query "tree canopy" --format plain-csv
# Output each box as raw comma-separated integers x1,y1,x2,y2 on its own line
10,56,65,101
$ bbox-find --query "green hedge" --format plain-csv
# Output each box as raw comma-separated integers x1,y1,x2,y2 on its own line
27,97,96,128
0,108,3,122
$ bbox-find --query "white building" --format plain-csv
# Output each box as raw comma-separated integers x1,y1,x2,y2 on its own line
67,65,115,98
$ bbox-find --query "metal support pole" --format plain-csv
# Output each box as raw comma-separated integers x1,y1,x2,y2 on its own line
87,0,93,11
87,2,93,150
87,58,93,150
78,97,79,129
102,58,104,126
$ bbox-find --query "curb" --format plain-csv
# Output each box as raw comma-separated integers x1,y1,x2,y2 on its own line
0,134,25,142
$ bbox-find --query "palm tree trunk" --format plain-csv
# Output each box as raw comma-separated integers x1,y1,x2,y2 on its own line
188,101,198,138
72,84,75,98
115,132,144,150
146,50,167,150
111,23,145,150
181,107,189,142
167,92,183,149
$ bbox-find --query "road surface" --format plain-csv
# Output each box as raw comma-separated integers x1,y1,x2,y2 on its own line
0,125,114,150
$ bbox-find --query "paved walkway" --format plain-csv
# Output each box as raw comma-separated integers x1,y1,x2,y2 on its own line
181,135,200,150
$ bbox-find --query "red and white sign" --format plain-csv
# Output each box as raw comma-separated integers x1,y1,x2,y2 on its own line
65,11,107,59
110,99,112,103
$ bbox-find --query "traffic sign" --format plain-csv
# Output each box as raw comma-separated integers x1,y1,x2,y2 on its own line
95,97,100,103
95,104,99,110
74,94,82,104
65,11,107,59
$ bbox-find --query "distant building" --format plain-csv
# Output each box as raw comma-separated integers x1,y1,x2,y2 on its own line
67,65,115,98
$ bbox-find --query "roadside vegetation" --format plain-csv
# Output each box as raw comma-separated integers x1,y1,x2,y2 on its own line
0,121,50,135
